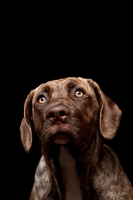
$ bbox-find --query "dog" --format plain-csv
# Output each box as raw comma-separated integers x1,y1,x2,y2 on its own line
20,77,133,200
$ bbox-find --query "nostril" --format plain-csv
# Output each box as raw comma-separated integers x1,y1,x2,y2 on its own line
48,112,55,118
59,110,67,116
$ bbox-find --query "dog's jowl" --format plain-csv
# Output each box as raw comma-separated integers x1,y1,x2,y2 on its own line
20,77,133,200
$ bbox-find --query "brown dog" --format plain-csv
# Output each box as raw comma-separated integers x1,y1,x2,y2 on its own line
20,77,133,200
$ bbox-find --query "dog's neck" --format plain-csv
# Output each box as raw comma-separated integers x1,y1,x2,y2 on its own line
59,146,83,200
58,131,102,200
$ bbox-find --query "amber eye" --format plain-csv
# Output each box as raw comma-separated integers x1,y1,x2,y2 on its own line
75,90,84,98
38,96,46,104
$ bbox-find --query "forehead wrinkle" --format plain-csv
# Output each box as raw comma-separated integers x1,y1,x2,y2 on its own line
76,77,94,94
33,77,94,102
64,77,93,94
51,80,68,99
51,78,92,98
32,83,53,104
33,79,68,101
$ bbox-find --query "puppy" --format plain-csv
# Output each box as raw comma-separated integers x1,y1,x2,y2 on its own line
20,77,133,200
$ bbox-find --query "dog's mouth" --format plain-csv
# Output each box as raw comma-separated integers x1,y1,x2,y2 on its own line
44,123,79,145
52,131,70,144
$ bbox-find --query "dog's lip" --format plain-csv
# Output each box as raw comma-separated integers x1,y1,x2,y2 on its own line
52,131,70,144
46,123,80,134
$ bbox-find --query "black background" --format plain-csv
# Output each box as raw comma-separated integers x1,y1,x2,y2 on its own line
2,5,132,200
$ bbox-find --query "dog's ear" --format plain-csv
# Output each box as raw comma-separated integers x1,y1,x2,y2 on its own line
20,90,34,152
88,79,122,139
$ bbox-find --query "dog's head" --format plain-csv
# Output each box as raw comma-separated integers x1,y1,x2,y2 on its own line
20,77,122,153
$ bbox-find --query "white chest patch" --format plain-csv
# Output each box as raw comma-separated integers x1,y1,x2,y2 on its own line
35,156,52,199
59,146,83,200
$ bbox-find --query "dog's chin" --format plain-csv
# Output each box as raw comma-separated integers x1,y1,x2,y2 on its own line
52,132,70,145
42,124,82,153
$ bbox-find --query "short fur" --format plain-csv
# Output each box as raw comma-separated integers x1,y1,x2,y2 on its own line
20,77,133,200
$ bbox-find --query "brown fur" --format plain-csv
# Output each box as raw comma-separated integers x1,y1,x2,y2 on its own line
20,77,133,200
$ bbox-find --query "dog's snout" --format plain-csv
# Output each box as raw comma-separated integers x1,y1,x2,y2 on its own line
46,105,70,124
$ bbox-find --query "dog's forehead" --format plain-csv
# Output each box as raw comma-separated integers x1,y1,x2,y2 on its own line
35,77,93,94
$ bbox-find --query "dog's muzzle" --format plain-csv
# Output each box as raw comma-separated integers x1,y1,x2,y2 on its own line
45,104,71,144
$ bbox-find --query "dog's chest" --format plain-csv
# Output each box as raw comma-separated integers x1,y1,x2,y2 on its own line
59,146,83,200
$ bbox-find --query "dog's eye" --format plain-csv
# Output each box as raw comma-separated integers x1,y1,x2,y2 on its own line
75,90,84,98
38,96,46,104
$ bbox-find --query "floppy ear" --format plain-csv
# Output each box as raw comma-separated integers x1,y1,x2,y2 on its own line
20,90,34,152
88,79,122,139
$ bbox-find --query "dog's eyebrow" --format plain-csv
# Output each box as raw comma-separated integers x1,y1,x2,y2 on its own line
41,85,51,93
67,81,79,88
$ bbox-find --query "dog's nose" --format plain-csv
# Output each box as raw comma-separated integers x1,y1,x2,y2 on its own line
46,105,70,124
